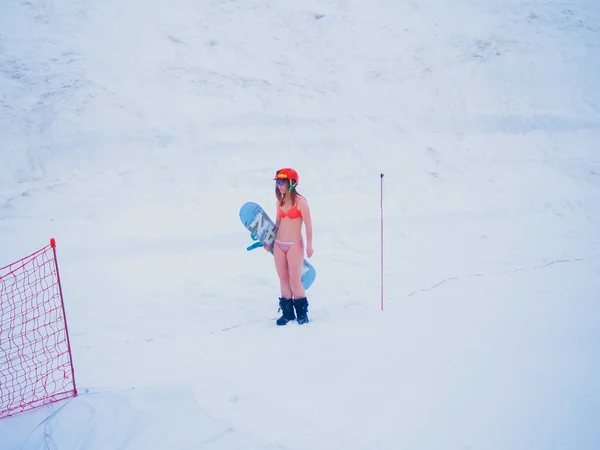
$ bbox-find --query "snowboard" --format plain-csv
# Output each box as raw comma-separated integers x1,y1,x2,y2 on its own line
239,201,316,290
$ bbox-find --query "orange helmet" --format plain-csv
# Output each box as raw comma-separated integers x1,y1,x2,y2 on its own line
274,168,299,190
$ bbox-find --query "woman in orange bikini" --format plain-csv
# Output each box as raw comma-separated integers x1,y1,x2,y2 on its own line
264,168,314,325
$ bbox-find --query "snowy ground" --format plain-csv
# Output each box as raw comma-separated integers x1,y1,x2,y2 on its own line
1,0,600,448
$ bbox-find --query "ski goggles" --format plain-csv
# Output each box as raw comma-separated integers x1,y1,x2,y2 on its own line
275,179,288,186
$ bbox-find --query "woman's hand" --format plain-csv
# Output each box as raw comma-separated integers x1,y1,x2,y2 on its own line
306,244,314,258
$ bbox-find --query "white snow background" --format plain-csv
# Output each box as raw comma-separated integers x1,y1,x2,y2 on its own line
1,0,600,449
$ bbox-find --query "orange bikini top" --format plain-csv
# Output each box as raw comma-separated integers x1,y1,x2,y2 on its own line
278,196,303,219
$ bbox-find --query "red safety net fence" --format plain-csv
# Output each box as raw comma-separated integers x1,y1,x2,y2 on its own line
0,238,77,419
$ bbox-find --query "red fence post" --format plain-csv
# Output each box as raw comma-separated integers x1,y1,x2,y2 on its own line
51,238,78,398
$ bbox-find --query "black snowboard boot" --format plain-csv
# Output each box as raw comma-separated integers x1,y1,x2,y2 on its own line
294,297,309,325
276,297,296,326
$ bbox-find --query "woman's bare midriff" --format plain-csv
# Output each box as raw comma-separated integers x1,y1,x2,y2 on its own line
277,217,303,241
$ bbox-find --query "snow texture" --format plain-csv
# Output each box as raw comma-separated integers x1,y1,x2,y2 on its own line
1,0,600,448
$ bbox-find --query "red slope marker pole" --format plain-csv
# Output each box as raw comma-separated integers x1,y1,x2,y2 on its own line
380,173,384,311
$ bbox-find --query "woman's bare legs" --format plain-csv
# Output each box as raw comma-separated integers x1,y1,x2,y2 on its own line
286,242,305,299
274,243,293,298
274,242,296,325
287,241,309,324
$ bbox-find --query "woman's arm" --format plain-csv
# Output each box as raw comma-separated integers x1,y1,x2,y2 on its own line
265,205,280,252
275,206,281,229
300,199,313,256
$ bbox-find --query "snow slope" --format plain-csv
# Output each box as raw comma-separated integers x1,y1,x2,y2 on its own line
1,0,600,448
